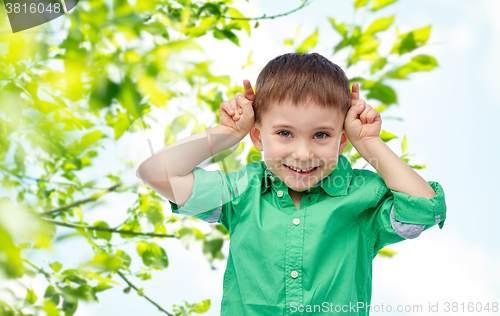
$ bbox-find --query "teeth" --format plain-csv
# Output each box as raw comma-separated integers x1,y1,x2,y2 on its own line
288,166,315,173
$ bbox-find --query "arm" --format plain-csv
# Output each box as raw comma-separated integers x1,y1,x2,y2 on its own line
345,82,435,199
137,80,255,206
347,83,446,250
137,124,243,206
355,138,436,199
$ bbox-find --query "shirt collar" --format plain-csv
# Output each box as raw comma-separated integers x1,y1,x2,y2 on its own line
261,154,353,197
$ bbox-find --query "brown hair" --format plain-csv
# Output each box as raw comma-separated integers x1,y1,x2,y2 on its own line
253,52,351,125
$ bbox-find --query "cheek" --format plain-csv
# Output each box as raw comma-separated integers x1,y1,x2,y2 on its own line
316,146,341,167
265,147,286,161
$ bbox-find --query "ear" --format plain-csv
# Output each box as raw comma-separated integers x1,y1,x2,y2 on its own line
250,124,263,151
339,132,349,154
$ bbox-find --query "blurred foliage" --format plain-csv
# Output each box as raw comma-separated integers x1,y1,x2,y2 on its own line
0,0,437,314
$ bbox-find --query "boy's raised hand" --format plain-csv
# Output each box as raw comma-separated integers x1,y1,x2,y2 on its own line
344,82,382,148
218,79,255,139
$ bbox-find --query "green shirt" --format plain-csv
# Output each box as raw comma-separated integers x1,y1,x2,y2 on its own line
169,154,447,316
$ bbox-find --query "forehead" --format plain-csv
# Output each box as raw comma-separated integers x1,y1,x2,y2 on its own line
259,100,344,131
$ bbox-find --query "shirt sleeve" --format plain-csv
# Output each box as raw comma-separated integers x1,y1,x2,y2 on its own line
167,166,242,233
357,177,447,256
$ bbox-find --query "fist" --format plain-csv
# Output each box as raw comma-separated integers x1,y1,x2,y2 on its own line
344,82,382,147
218,79,255,138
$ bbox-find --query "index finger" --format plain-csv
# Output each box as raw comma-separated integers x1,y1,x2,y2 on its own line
351,82,360,102
243,79,255,102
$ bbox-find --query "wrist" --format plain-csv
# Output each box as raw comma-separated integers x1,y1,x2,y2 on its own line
352,137,385,157
213,124,247,140
205,125,245,157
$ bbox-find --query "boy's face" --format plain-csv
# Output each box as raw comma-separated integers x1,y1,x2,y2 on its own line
250,100,349,193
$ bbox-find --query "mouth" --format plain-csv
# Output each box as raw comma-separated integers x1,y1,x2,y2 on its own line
284,164,319,177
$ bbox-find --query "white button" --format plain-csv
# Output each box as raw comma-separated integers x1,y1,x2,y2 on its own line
277,190,283,197
291,270,298,278
293,218,300,225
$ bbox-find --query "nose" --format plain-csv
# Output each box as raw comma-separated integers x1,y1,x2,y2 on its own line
291,140,315,162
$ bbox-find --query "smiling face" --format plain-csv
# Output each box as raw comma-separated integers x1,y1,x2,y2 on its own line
250,99,349,193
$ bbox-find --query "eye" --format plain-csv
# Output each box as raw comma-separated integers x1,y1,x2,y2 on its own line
315,132,330,139
277,130,292,138
277,131,330,139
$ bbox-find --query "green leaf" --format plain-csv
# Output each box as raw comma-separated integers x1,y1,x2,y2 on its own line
49,261,63,273
383,54,438,79
401,135,407,154
365,16,394,34
79,131,105,152
153,40,203,62
116,77,143,120
202,230,224,263
379,130,398,142
114,111,131,140
328,18,347,37
145,204,164,226
93,282,113,293
365,82,398,104
170,114,191,135
24,287,37,305
73,207,83,222
226,8,251,36
115,249,132,269
374,104,391,113
85,252,122,272
196,3,221,18
14,145,26,173
120,220,142,239
241,50,254,69
409,164,426,169
62,298,78,316
177,227,205,250
164,123,177,146
213,28,240,46
354,0,370,9
351,35,380,62
377,247,396,257
371,0,398,11
93,221,112,242
371,57,387,74
207,74,230,86
295,29,319,54
136,241,168,269
89,77,119,111
43,285,60,306
191,299,211,313
391,26,432,55
334,37,351,53
184,16,216,38
43,300,61,315
136,269,152,281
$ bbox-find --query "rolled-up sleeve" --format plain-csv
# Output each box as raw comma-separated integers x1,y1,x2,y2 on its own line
168,166,241,232
358,178,447,256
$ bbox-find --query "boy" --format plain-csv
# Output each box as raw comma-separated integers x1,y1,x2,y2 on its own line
136,52,446,316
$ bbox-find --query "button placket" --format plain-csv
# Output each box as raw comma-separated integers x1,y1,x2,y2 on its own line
285,210,304,313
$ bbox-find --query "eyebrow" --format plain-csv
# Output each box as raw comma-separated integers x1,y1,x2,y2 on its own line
272,124,335,131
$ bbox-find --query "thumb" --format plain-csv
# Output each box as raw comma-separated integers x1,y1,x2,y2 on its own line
345,102,365,125
236,92,251,109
